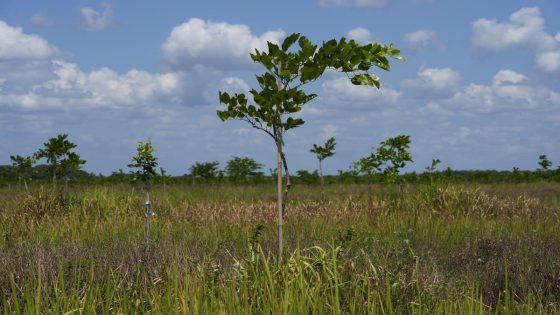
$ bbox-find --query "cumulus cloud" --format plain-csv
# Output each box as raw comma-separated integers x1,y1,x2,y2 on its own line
162,18,284,70
0,20,55,60
80,2,114,32
417,69,557,119
40,60,181,108
403,67,461,92
0,59,183,111
536,51,560,73
318,0,388,8
445,69,551,112
403,29,444,52
492,69,527,85
471,7,556,53
30,13,54,27
221,77,250,94
322,76,402,104
347,27,372,43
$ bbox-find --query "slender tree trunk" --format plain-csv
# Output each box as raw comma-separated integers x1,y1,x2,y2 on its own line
23,178,29,193
276,63,284,261
277,137,283,261
145,190,151,243
51,160,57,189
319,160,324,189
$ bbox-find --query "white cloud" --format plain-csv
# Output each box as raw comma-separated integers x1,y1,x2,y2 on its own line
30,13,54,27
222,77,250,94
492,69,527,85
80,2,114,32
37,60,181,108
0,92,62,109
449,84,494,109
322,76,402,104
318,0,388,8
403,30,443,52
536,51,560,73
443,69,554,112
162,18,285,70
347,27,372,43
0,20,55,60
403,67,461,92
471,7,556,53
0,59,183,111
418,68,460,90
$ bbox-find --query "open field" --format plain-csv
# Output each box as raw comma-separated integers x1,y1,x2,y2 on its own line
1,182,560,314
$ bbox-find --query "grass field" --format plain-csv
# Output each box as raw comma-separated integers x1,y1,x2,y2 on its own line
1,182,560,314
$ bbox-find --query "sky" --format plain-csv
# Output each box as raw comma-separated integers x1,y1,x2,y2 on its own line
0,0,559,176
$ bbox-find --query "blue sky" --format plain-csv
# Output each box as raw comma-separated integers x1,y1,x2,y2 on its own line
0,0,559,175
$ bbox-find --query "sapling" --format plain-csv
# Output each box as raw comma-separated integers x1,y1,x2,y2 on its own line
425,158,441,173
310,137,336,190
189,161,221,182
9,155,35,192
218,33,402,259
225,156,263,183
159,167,167,192
354,135,413,192
34,134,86,190
425,158,441,184
128,139,158,242
538,154,552,172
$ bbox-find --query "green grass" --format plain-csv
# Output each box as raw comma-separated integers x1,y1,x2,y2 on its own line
1,182,559,314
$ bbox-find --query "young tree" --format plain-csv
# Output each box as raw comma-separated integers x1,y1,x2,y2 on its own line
296,169,320,186
159,167,169,192
9,155,35,192
34,134,86,188
354,135,413,186
217,33,402,259
310,137,336,189
425,158,441,173
424,158,441,184
225,156,263,182
128,139,158,242
189,161,221,182
538,154,552,171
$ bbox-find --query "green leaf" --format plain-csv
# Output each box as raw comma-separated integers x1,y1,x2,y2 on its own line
219,92,231,104
285,117,304,130
282,33,300,51
216,110,228,121
358,61,371,71
350,73,380,88
267,42,279,55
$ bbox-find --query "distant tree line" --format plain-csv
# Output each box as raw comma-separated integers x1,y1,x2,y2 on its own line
2,134,559,188
2,157,559,187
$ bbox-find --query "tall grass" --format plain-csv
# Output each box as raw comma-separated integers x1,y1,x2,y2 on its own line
1,182,559,313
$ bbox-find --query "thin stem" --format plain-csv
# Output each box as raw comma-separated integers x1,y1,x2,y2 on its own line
276,62,284,262
280,151,291,217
